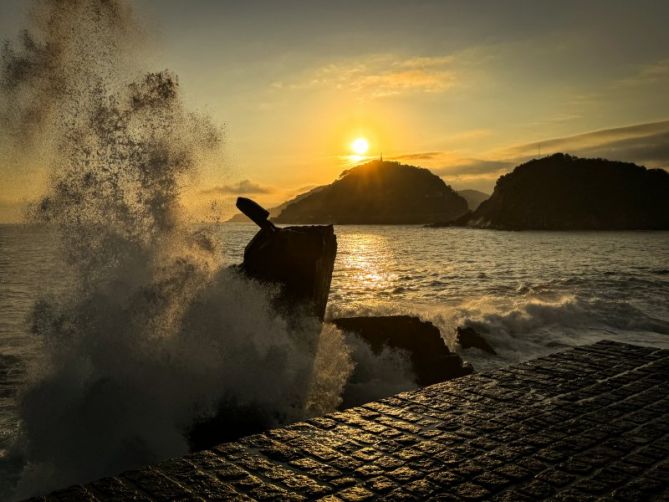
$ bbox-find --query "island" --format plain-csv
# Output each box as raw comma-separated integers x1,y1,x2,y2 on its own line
448,154,669,230
273,160,468,224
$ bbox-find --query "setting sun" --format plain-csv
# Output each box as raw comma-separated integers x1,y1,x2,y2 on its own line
351,137,369,155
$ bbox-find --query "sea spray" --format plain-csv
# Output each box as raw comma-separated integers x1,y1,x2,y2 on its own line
339,334,416,408
304,323,355,416
1,0,143,159
0,0,359,497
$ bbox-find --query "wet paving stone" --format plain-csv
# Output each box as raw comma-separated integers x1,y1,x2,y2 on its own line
40,341,669,501
363,475,397,494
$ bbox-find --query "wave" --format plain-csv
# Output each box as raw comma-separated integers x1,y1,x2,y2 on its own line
427,294,669,371
330,292,669,374
0,1,398,498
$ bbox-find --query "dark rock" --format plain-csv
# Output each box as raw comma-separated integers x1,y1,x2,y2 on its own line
188,200,337,451
236,197,273,229
456,326,497,355
458,153,669,230
274,160,468,224
332,316,474,386
241,222,336,321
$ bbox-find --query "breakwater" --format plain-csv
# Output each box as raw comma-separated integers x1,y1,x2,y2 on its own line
36,341,669,500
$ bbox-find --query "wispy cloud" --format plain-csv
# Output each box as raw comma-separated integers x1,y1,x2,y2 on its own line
433,159,513,177
504,120,669,167
391,152,443,161
446,129,493,142
616,58,669,88
284,54,456,98
553,58,669,121
391,120,669,192
199,179,274,196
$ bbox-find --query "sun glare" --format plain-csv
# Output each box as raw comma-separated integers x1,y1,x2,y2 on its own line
351,137,369,155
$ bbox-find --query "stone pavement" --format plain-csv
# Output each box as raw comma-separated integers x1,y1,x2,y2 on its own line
38,341,669,500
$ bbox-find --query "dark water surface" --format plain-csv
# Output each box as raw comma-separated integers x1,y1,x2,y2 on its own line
1,223,668,456
219,224,669,362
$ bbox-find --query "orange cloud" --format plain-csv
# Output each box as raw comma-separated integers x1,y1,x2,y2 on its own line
287,54,456,98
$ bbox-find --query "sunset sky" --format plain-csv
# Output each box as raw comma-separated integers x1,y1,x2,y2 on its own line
1,0,668,222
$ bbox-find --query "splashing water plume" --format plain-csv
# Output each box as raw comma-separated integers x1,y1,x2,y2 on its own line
0,0,379,497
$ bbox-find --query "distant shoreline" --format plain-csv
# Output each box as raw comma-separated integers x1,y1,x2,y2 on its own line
3,221,667,232
222,221,669,232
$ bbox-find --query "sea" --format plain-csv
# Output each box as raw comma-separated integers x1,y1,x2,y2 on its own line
1,222,669,488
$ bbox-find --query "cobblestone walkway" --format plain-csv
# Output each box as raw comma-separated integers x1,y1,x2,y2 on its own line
39,341,669,501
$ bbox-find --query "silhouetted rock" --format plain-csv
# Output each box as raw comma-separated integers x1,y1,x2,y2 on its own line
274,160,468,224
456,326,497,355
460,154,669,230
242,225,336,320
235,197,337,320
456,189,490,211
333,316,473,386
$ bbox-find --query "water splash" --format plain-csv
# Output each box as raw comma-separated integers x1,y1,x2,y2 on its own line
0,1,359,497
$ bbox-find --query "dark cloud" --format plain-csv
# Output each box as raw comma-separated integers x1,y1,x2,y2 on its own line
574,129,669,167
391,152,442,161
200,179,273,196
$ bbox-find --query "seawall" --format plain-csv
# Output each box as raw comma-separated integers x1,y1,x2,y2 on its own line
35,340,669,500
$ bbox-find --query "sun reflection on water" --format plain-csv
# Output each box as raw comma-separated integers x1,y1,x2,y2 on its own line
338,232,397,289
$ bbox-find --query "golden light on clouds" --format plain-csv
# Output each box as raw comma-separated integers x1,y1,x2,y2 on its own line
294,55,456,99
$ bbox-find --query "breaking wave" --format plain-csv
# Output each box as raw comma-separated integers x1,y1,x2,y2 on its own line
0,1,416,498
428,294,669,371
